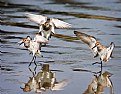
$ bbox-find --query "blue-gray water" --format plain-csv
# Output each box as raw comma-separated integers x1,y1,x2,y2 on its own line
0,0,121,94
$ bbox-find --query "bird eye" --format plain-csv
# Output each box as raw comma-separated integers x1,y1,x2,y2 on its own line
24,39,27,41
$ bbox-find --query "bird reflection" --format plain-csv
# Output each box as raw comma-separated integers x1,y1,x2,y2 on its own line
83,71,114,94
21,64,68,93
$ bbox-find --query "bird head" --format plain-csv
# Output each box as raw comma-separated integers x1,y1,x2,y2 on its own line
45,22,50,27
43,22,51,31
18,36,31,48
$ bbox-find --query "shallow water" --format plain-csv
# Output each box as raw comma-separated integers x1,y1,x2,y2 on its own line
0,0,121,94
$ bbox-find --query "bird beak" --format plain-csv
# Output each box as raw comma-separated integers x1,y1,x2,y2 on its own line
108,73,113,77
20,86,24,90
18,40,24,45
20,83,25,89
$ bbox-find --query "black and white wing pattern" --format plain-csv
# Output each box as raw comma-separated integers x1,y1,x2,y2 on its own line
51,18,71,28
25,13,47,25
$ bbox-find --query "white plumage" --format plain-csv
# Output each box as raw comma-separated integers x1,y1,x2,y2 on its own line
18,34,48,66
25,13,71,40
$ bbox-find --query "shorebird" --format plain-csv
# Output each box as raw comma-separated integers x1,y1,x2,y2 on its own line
18,34,48,66
25,13,71,40
74,31,115,70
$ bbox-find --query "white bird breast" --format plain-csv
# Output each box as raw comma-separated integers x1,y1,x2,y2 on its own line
34,35,48,43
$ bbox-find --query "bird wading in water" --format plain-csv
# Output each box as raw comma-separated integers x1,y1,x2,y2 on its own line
18,34,48,66
74,31,115,71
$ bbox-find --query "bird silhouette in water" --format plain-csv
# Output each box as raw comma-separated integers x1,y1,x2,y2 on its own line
25,13,71,40
21,64,69,93
74,31,115,71
83,71,114,94
18,34,48,66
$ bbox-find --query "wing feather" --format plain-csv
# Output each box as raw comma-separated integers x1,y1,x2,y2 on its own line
51,18,71,28
74,31,97,48
25,13,47,25
34,34,48,43
74,31,98,57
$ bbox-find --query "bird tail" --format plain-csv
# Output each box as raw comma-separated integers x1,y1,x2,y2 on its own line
35,50,43,57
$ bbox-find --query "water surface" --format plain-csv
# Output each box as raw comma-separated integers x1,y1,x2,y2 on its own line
1,0,121,94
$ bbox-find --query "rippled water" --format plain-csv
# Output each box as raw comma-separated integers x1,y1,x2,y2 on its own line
1,0,121,94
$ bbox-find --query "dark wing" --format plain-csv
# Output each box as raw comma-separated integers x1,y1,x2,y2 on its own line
25,13,47,25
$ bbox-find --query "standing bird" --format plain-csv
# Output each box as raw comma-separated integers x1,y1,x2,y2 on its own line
74,31,115,70
18,34,48,66
25,13,71,40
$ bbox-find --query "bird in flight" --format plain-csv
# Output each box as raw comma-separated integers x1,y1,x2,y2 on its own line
74,31,115,70
25,13,71,40
18,34,48,66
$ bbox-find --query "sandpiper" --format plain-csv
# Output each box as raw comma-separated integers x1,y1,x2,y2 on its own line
74,31,115,70
18,34,48,66
25,13,71,40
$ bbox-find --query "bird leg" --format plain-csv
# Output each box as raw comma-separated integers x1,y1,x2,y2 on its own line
29,67,37,76
33,56,37,66
34,66,37,74
92,62,101,65
29,56,34,67
100,60,102,73
92,60,103,74
99,58,103,73
29,55,36,67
